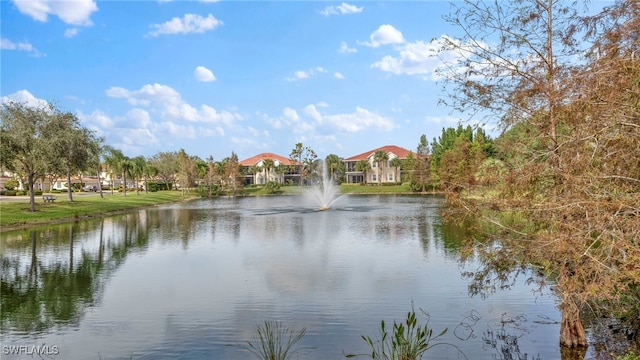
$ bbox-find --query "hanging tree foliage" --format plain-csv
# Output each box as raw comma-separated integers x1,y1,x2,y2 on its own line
438,0,639,350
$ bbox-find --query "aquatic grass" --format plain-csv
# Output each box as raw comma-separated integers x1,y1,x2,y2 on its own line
241,320,311,360
345,307,466,360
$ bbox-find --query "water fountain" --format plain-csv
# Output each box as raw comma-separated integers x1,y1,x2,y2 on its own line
304,164,342,211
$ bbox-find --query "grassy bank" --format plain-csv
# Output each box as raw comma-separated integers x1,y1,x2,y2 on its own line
0,191,195,231
241,183,416,196
1,184,426,231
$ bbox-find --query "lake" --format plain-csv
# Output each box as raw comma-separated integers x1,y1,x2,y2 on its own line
1,195,562,359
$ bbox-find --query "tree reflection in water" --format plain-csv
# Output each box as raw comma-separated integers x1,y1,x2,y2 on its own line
0,210,157,336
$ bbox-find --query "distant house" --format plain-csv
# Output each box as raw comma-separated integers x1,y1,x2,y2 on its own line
343,145,412,184
239,153,303,185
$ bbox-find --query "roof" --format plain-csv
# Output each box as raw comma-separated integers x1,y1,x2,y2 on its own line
344,145,412,161
239,152,300,166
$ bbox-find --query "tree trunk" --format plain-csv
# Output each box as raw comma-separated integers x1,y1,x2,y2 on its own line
122,170,127,197
28,173,36,212
67,169,74,201
559,300,587,348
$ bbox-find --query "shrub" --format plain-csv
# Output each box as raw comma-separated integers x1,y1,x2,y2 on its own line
34,190,43,196
265,181,281,194
5,190,16,196
4,179,18,191
146,182,171,192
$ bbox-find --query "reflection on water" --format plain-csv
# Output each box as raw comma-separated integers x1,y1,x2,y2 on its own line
1,195,563,359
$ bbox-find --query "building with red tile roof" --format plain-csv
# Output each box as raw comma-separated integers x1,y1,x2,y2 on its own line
239,152,302,185
344,145,412,184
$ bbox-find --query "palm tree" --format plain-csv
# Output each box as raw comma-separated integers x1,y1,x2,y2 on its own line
373,150,389,186
131,156,147,195
249,164,262,184
325,154,344,183
143,163,158,194
389,157,403,184
102,146,120,195
262,159,275,183
355,160,371,185
106,148,132,196
88,137,105,198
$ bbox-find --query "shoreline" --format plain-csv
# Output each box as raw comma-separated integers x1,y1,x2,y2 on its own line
0,190,443,233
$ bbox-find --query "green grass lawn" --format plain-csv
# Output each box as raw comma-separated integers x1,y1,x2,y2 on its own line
0,191,194,231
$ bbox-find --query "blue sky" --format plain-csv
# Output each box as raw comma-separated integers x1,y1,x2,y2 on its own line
2,0,483,160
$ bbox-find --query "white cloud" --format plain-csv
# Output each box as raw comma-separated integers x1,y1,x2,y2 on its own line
1,89,48,108
268,103,395,135
287,67,329,81
371,35,473,80
126,108,153,128
309,105,396,133
333,72,345,79
360,24,404,48
148,13,223,36
194,66,216,82
320,2,363,16
64,28,79,38
12,0,98,26
282,107,299,122
106,83,241,126
119,128,158,146
425,115,460,125
1,38,44,57
288,70,310,81
338,41,357,53
246,126,268,137
78,109,114,129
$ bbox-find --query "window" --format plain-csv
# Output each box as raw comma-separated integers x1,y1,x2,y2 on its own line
388,173,394,181
372,161,377,168
372,174,377,182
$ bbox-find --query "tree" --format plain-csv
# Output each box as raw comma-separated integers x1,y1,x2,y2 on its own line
289,143,317,185
262,159,275,183
205,156,217,196
142,162,158,194
389,157,403,184
47,112,99,201
148,151,179,190
249,164,262,184
439,136,472,192
131,156,147,195
177,149,197,193
355,160,371,185
105,148,132,196
439,0,640,348
403,151,416,183
0,101,91,211
410,135,431,192
325,154,345,183
224,152,244,196
373,150,389,186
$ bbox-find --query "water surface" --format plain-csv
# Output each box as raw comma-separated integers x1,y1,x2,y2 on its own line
1,195,561,359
